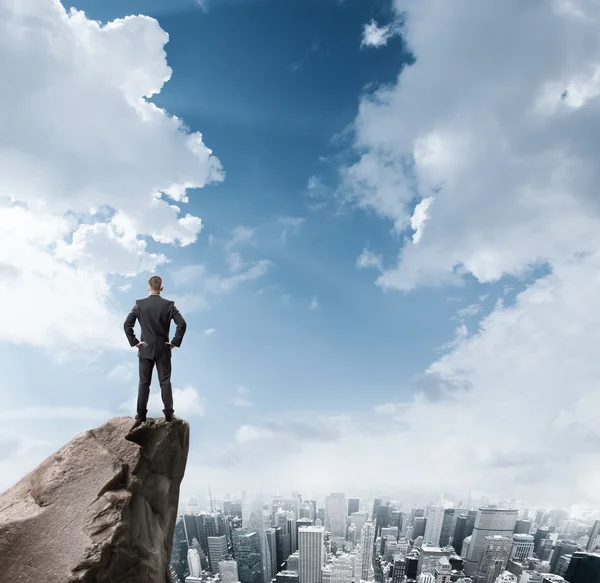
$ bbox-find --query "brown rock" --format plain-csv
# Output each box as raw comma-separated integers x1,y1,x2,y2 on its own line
0,417,190,583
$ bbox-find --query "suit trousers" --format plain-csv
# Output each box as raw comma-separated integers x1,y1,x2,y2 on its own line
137,356,174,418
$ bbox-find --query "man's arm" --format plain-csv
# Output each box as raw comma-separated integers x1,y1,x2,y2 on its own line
124,303,141,347
170,304,187,347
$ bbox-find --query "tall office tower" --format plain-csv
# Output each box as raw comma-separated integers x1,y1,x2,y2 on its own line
189,548,203,577
288,552,300,571
414,518,427,540
377,506,392,538
383,527,400,540
325,494,347,539
234,530,263,583
276,509,292,560
172,517,190,583
243,497,273,583
586,521,600,552
184,514,202,548
266,528,279,580
352,512,369,533
424,508,445,546
298,526,325,583
453,516,469,555
349,499,361,516
515,521,533,535
440,510,457,548
435,557,452,583
289,515,298,553
208,535,229,573
556,555,573,577
463,508,518,577
309,501,318,523
477,536,512,583
225,502,244,518
373,500,383,521
392,555,407,583
220,560,241,583
412,509,425,524
565,552,600,583
274,527,285,571
406,553,420,580
550,541,579,574
300,503,314,520
510,534,535,562
356,522,376,581
330,556,354,583
534,529,552,557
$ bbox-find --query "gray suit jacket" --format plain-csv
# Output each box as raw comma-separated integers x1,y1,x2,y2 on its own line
123,295,187,360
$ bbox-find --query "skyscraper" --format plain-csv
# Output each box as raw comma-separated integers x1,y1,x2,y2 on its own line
510,534,534,562
439,510,456,548
298,526,325,583
189,548,202,577
463,508,518,577
453,516,468,555
414,517,427,540
477,536,512,583
565,552,600,583
424,507,445,546
220,560,241,583
243,497,273,583
373,499,383,521
349,499,360,516
514,521,533,535
208,535,229,573
550,541,579,574
325,493,347,539
356,522,375,581
586,521,600,552
376,506,392,538
330,556,353,583
266,528,279,580
233,530,263,583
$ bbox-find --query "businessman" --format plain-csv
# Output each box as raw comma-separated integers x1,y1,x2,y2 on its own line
123,275,187,425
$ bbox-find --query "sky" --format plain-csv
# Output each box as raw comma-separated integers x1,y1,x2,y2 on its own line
1,0,600,512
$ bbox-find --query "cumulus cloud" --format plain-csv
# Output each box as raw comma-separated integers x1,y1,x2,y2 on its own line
230,386,254,408
356,248,383,271
361,20,402,48
0,0,222,353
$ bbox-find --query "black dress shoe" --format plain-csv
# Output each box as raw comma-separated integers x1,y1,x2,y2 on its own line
164,413,174,422
133,417,146,428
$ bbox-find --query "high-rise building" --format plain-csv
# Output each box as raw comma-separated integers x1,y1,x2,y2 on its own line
373,500,383,521
266,528,279,580
243,498,273,583
510,534,535,562
534,529,551,558
349,499,360,516
288,553,299,572
418,546,452,575
440,510,456,548
550,541,579,574
515,521,533,535
325,494,347,539
352,512,369,533
556,555,573,577
220,560,240,583
463,508,518,577
565,552,600,583
414,518,427,540
478,536,512,583
330,556,354,583
208,535,229,573
392,555,407,583
233,530,263,583
424,508,445,546
189,548,202,577
586,522,600,552
453,516,469,555
172,517,190,583
376,506,392,538
289,516,298,554
435,557,452,583
298,526,325,583
357,522,376,581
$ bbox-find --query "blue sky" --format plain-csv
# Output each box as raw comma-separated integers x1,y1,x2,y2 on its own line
2,0,600,512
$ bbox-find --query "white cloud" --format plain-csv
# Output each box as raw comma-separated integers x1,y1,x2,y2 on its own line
0,0,222,353
410,196,433,243
361,20,401,48
203,328,216,336
119,385,206,418
356,248,383,271
225,226,255,250
107,362,136,382
235,424,276,444
309,297,319,311
229,385,254,408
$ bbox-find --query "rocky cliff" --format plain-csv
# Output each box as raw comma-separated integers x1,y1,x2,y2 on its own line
0,417,190,583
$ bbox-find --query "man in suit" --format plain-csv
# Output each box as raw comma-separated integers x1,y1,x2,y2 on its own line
123,275,187,425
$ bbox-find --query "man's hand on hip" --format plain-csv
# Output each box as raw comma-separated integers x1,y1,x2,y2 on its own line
135,341,146,348
165,342,175,349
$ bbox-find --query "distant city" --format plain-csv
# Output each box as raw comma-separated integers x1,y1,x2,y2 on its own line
169,493,600,583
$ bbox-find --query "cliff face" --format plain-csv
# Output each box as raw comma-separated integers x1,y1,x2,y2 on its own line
0,417,190,583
